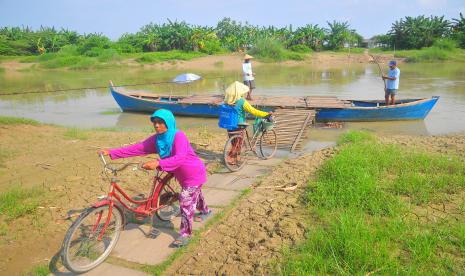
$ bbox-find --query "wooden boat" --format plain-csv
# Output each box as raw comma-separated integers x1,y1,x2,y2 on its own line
109,83,347,117
110,83,439,121
316,97,439,121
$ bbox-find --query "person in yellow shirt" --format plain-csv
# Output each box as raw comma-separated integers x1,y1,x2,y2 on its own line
224,81,270,126
222,81,271,163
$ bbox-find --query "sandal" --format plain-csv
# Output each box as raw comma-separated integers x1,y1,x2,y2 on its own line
194,210,212,222
171,236,190,248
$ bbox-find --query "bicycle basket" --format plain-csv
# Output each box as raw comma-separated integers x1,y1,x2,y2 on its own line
262,121,274,131
253,118,274,133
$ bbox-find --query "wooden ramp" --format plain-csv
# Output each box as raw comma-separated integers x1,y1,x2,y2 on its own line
272,108,316,152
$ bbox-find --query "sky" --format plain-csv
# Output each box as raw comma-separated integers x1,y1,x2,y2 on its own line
1,0,464,40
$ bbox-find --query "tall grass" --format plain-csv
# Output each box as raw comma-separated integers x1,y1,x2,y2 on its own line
278,131,465,274
0,185,44,220
249,37,306,62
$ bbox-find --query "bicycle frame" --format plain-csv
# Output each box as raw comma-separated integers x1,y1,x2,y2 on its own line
228,122,263,154
91,170,175,240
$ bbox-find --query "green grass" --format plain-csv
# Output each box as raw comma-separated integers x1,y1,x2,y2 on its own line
29,264,50,276
277,131,465,275
0,67,5,73
0,116,40,125
134,50,206,64
18,46,123,69
63,128,89,140
0,185,44,220
370,41,465,63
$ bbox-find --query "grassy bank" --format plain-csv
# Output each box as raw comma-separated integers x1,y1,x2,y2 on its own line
14,47,207,69
278,131,465,274
0,116,40,125
371,40,465,62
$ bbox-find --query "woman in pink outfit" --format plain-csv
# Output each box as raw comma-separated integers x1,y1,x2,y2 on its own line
100,109,210,247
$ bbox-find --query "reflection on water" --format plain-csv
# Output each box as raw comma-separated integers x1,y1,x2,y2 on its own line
1,62,465,146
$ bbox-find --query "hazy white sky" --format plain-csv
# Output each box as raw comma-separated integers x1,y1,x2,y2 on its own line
1,0,464,39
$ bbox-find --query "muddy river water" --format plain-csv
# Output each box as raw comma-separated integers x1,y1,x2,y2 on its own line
1,62,464,147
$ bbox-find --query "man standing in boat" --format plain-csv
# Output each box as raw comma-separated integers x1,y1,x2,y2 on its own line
383,60,400,106
242,54,255,101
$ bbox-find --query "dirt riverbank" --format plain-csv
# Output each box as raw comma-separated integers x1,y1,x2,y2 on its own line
0,123,225,275
0,52,400,74
1,121,464,275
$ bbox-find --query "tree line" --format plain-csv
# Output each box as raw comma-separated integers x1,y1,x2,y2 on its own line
1,14,464,56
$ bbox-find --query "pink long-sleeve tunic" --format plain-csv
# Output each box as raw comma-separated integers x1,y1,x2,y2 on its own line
109,131,207,188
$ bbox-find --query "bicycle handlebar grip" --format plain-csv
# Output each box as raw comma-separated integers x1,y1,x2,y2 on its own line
98,153,108,166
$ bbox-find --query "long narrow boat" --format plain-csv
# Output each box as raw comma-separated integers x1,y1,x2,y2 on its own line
109,83,439,121
316,97,439,121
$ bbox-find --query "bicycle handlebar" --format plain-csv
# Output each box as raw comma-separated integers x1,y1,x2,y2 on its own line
98,153,144,174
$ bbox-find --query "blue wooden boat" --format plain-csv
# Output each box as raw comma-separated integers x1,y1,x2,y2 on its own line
110,84,226,117
110,83,438,121
316,96,439,121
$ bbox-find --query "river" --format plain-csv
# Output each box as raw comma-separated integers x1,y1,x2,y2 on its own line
1,62,464,145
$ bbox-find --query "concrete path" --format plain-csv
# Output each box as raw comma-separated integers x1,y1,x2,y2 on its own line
53,156,283,275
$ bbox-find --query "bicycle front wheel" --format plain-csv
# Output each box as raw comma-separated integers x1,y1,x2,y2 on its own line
156,182,181,221
259,129,277,159
61,205,123,273
223,134,248,172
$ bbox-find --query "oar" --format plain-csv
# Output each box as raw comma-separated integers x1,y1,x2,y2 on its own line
369,54,386,92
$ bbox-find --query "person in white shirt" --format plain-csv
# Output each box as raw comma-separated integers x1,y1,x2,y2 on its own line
242,54,256,100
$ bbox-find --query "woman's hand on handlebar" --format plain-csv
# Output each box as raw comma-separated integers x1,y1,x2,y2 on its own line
265,112,274,122
142,159,160,170
99,149,110,156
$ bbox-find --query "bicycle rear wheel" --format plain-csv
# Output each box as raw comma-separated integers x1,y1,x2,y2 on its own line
258,129,277,159
223,134,248,172
61,205,123,273
156,182,181,221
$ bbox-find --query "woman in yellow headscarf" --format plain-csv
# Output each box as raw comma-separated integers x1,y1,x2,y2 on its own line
222,81,271,164
224,81,270,126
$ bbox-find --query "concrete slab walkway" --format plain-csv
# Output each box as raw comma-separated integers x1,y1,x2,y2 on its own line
53,155,283,275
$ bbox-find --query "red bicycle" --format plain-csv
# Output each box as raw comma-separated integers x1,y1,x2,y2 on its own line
60,153,180,273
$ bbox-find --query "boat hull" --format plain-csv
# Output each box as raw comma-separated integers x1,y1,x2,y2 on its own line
110,87,221,117
110,86,439,121
316,97,439,121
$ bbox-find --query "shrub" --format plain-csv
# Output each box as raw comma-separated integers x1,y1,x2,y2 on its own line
432,38,457,51
200,40,223,54
289,44,312,53
249,37,287,62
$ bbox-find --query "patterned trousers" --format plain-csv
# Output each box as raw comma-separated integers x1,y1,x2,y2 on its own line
179,186,209,237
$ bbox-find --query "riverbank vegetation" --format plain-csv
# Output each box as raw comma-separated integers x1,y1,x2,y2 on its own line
277,131,465,274
1,14,464,67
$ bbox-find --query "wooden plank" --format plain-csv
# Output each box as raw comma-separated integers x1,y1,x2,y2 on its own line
291,111,314,152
